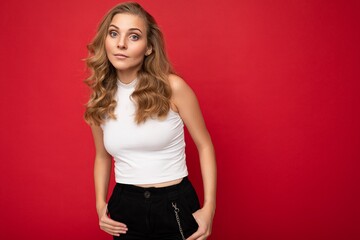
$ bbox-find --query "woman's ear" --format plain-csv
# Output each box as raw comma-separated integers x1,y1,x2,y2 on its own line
145,46,153,56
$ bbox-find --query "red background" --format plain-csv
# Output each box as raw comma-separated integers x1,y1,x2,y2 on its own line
1,0,359,239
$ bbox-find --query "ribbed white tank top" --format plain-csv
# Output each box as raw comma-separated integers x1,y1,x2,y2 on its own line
100,78,188,184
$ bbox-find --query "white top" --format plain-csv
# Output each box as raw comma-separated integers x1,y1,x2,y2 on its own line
100,78,188,184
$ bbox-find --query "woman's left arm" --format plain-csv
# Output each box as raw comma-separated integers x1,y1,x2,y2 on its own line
169,75,217,240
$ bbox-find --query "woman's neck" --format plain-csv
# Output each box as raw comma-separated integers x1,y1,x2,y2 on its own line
117,69,138,84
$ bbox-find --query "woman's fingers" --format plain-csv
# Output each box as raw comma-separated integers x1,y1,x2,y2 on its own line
186,216,208,240
100,222,128,233
102,215,127,228
186,208,213,240
186,226,207,240
99,223,127,235
99,214,128,235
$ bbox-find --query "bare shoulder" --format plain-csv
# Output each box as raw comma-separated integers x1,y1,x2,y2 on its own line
168,74,187,112
168,74,189,92
167,74,194,97
167,74,199,113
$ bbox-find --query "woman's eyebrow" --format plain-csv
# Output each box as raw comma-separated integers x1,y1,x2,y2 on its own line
109,24,142,33
129,28,142,33
109,24,119,29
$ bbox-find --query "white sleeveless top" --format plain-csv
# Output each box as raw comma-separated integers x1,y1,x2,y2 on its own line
100,78,188,184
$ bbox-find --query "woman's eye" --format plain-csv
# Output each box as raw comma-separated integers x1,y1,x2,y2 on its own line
109,31,118,38
129,34,140,41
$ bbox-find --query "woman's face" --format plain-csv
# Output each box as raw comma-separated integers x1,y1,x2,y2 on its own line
105,13,151,77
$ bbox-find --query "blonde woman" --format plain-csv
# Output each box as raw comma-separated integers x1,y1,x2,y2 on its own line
84,2,216,239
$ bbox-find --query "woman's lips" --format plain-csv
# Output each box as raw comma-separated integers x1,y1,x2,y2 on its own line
114,54,129,59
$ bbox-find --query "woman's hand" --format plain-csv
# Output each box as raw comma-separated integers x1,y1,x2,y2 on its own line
187,204,215,240
98,203,128,237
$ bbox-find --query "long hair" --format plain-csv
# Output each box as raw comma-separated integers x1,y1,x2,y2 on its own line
84,2,173,125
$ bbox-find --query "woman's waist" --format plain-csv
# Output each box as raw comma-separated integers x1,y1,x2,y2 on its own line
134,177,183,188
114,176,193,199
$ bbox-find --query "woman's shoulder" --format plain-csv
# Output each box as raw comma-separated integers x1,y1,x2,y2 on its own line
167,74,191,112
167,74,198,112
167,74,190,93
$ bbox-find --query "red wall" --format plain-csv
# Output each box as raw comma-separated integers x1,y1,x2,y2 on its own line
1,0,359,239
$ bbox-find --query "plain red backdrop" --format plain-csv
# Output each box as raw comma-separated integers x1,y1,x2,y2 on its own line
0,0,359,239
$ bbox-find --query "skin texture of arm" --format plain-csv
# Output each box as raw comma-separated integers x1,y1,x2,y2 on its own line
169,74,217,240
90,124,128,237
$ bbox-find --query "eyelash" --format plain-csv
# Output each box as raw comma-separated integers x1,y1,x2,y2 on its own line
108,31,140,41
109,31,118,38
129,34,140,41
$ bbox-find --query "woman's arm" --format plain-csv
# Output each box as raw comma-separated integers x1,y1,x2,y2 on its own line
169,75,217,240
90,124,128,237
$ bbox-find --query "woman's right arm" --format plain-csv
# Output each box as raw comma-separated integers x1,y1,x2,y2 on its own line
90,124,128,237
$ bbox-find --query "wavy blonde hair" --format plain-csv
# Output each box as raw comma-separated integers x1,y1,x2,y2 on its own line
84,2,173,126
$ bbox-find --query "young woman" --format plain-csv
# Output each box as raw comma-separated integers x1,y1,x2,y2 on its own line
84,2,216,239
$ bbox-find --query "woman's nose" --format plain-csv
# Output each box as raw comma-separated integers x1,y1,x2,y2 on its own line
117,37,127,49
